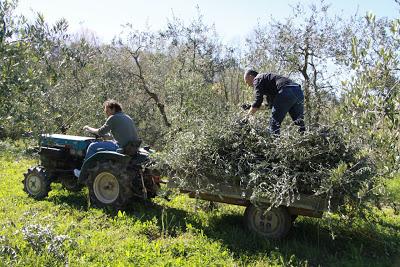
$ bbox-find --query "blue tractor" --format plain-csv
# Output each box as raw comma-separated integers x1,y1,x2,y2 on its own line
23,134,161,209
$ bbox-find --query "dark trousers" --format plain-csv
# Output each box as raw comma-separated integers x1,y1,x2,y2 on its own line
269,85,305,135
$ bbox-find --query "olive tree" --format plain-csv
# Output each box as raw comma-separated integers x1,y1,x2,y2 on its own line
338,12,400,175
0,1,71,138
245,1,352,123
159,12,242,131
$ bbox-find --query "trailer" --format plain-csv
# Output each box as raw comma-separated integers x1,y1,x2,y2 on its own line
169,181,329,239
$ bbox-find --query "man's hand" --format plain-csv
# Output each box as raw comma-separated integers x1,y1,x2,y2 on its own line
239,116,249,125
240,113,257,125
83,125,98,135
248,106,259,115
241,103,251,110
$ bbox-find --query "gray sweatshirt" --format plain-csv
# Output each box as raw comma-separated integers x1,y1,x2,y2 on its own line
98,112,139,147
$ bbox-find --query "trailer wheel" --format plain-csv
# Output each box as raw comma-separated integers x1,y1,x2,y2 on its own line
86,161,133,210
23,166,51,199
244,205,291,239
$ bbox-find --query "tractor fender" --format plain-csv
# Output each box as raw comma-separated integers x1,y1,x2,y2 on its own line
78,151,130,183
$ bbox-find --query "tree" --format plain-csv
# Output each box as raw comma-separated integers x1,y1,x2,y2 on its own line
245,1,352,123
338,12,400,174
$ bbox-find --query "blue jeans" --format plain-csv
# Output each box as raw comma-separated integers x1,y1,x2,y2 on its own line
84,141,119,161
270,85,305,135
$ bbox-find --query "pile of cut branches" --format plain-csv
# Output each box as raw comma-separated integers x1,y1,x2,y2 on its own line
156,115,377,212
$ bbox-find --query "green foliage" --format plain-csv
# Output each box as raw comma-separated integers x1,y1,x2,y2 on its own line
337,14,400,176
384,174,400,211
0,2,243,148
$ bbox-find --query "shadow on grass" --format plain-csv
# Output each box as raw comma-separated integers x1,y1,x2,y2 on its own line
45,189,399,266
203,211,399,266
47,191,89,210
123,199,399,266
46,185,89,211
46,189,204,233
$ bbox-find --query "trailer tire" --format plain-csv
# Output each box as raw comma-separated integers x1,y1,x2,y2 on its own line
244,205,291,239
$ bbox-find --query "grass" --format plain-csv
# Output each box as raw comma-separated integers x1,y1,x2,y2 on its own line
0,151,399,266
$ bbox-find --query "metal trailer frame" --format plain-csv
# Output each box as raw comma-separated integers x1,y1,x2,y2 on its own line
169,182,330,239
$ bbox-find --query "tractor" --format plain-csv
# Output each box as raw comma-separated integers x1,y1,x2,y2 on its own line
23,134,161,209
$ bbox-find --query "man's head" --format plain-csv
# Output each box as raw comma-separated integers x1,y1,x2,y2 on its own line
244,69,258,87
104,99,122,117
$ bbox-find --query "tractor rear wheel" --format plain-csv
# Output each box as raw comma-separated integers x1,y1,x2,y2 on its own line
23,166,51,199
244,205,291,239
86,161,133,210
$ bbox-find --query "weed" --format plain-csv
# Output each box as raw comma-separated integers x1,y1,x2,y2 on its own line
21,224,74,262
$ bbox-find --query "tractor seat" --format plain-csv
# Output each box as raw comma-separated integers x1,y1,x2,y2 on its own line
117,140,142,156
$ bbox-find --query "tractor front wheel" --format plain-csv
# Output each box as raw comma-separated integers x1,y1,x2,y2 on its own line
23,166,51,199
86,161,133,210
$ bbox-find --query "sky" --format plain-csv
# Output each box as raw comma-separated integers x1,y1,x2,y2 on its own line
16,0,400,45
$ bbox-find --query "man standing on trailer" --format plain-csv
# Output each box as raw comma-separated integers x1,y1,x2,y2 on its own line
243,69,305,134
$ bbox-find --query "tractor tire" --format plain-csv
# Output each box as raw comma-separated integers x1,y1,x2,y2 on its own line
244,205,291,239
86,161,133,210
61,176,84,192
22,166,51,199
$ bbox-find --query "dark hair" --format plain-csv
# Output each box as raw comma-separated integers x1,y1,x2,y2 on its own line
244,69,258,77
104,99,122,112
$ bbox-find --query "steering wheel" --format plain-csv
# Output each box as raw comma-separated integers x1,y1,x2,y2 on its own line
85,131,101,140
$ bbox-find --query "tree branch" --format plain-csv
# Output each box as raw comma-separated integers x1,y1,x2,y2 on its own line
128,48,171,127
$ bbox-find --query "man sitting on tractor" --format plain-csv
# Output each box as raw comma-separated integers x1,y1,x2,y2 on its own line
73,99,140,177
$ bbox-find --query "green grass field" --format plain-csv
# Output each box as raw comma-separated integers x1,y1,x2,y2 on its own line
0,151,399,266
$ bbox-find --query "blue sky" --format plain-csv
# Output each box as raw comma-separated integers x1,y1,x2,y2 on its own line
16,0,399,44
